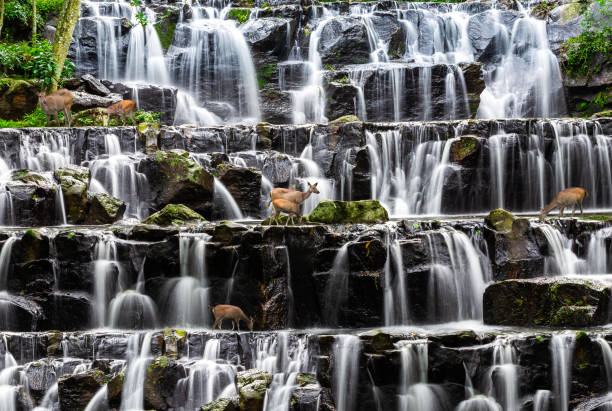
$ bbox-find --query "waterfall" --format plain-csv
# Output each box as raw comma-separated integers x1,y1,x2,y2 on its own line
477,10,566,118
84,385,108,411
487,337,519,411
162,234,212,327
89,133,148,220
384,230,409,326
170,3,260,124
120,331,153,410
455,397,502,411
177,338,237,410
532,390,551,411
597,337,612,391
92,234,121,328
537,224,583,275
19,132,71,171
586,227,612,274
425,228,491,322
213,178,245,220
332,335,360,411
551,332,575,411
260,333,310,411
323,243,351,327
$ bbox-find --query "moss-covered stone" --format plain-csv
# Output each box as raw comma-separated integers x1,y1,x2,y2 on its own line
142,204,206,226
71,107,109,127
0,78,39,120
154,149,215,206
308,200,389,224
484,277,611,327
450,135,480,165
85,193,126,225
138,122,160,154
236,370,273,411
20,228,50,263
200,397,240,411
592,110,612,118
107,371,124,409
162,328,186,359
155,22,177,51
54,165,90,223
485,208,515,232
329,114,360,123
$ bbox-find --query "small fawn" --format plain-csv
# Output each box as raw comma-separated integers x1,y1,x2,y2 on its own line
106,99,137,126
269,198,302,226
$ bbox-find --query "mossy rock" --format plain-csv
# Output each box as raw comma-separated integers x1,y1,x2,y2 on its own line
142,204,206,226
54,165,90,223
21,228,50,262
329,114,360,123
485,208,515,232
86,193,126,225
0,78,39,120
71,107,109,127
200,397,240,411
107,371,124,408
162,329,186,359
236,370,273,411
53,165,90,184
450,135,480,165
154,149,215,205
308,200,389,224
592,110,612,118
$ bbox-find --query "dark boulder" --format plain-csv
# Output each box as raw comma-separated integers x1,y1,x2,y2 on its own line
6,171,59,226
54,165,90,223
58,370,106,411
217,164,262,217
483,277,612,326
262,152,293,187
144,356,187,410
142,203,206,226
85,193,126,224
317,17,370,65
0,79,39,120
0,293,43,331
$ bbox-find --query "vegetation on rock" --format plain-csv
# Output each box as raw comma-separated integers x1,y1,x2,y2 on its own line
142,203,206,226
309,200,389,224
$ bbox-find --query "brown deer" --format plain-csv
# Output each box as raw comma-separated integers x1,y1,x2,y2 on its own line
539,187,588,221
210,304,254,331
38,89,74,127
269,198,302,226
106,99,137,126
267,182,319,207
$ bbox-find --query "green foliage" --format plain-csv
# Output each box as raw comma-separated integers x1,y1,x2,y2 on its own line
324,63,335,71
256,63,277,89
130,0,148,27
0,36,72,88
227,8,251,24
562,0,612,78
2,0,63,40
0,107,48,127
134,110,160,124
531,0,556,18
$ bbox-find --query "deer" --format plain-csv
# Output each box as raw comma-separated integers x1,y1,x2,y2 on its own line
539,187,589,222
269,198,302,226
38,89,74,127
106,99,137,126
210,304,254,331
266,182,319,208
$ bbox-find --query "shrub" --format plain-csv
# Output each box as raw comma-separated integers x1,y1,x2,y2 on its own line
0,108,49,128
562,0,612,78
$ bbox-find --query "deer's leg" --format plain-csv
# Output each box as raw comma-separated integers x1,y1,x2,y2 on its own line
580,200,584,215
130,111,136,125
64,108,72,127
121,113,127,126
231,320,235,330
559,207,564,217
212,318,220,329
572,204,577,216
45,113,51,127
285,213,290,226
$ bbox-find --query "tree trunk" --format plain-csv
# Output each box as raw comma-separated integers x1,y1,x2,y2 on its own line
51,0,80,91
0,0,5,38
32,0,36,38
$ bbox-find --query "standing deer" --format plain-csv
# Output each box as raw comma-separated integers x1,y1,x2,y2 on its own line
539,187,588,221
210,304,254,331
38,89,74,127
106,99,137,126
267,182,319,207
269,198,302,226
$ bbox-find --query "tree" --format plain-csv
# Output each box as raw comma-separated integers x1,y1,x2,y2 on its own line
0,0,5,38
51,0,80,90
32,0,36,38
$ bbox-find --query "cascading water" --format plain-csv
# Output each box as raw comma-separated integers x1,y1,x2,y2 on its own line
424,228,491,322
120,332,153,410
383,230,409,326
486,337,519,411
551,332,575,411
332,335,360,411
88,133,148,220
323,243,351,327
162,234,212,327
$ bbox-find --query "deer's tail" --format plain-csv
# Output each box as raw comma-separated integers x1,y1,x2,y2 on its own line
266,199,272,207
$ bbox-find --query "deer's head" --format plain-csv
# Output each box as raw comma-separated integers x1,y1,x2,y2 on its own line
308,182,320,194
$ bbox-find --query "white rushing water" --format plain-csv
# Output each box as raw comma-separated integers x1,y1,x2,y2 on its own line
332,335,360,411
551,332,575,411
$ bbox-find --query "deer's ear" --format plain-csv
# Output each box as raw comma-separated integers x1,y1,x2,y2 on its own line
314,182,318,186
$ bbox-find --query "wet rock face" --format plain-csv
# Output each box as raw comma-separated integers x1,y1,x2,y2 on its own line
483,277,612,326
216,164,263,217
58,369,106,410
6,171,59,227
144,356,187,409
0,79,39,120
317,17,371,65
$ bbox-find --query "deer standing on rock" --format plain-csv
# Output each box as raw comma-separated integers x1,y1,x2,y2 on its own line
38,89,74,127
539,187,588,221
106,99,137,126
210,304,254,331
266,182,319,225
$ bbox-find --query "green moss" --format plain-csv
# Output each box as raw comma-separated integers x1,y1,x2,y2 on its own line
576,330,589,341
227,8,251,24
148,356,169,373
329,115,360,123
485,208,515,232
257,63,277,89
308,200,389,224
535,335,544,342
154,21,177,51
579,214,612,221
142,204,206,226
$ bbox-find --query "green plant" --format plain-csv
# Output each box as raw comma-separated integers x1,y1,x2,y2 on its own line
130,0,148,26
134,110,161,124
562,0,611,78
227,8,250,24
339,74,349,85
0,107,48,127
324,63,335,71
